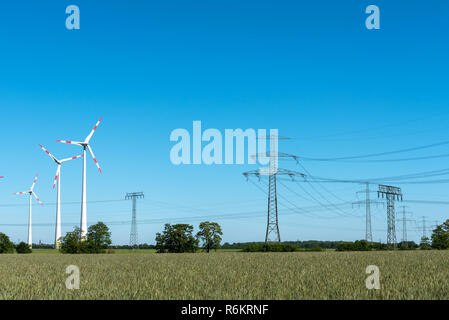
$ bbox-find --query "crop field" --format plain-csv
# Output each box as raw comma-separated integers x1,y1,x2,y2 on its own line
0,251,448,300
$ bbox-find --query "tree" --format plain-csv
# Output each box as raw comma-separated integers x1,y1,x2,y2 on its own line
86,221,112,253
196,221,223,253
0,233,14,254
60,222,111,254
60,227,85,254
156,224,198,253
16,242,32,254
431,219,449,249
420,236,432,250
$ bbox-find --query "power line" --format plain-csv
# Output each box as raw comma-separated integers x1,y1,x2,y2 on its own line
276,180,343,219
404,200,449,205
298,163,349,203
299,111,449,141
295,179,359,218
0,199,127,208
279,167,449,185
299,139,449,162
279,176,449,185
310,153,449,163
0,203,357,228
246,172,362,227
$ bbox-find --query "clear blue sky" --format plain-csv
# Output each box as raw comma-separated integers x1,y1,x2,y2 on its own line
0,1,448,245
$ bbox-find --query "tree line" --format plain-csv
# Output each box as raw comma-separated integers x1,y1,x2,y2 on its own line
0,221,112,254
2,218,449,254
0,221,223,254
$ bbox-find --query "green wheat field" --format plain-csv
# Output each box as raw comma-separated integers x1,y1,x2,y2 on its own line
0,250,448,300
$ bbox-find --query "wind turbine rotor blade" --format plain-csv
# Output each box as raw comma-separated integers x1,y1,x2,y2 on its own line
13,191,28,195
56,140,83,145
53,165,61,189
87,145,102,173
30,174,38,191
38,144,58,162
60,154,84,163
85,117,103,143
32,192,44,206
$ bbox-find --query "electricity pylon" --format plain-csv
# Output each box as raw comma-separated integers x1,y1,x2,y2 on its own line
421,216,427,239
125,192,144,248
243,135,305,243
396,206,413,246
353,182,382,244
377,184,403,249
402,207,408,243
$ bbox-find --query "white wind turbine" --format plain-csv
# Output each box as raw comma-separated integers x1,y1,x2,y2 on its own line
38,144,83,249
13,174,43,248
56,117,103,238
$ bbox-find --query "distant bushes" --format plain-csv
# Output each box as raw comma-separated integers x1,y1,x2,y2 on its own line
15,242,32,254
110,244,156,250
397,241,418,250
243,243,298,252
242,241,368,252
242,240,420,252
242,243,325,252
30,243,54,249
224,240,422,251
306,246,324,252
337,240,371,251
222,240,340,250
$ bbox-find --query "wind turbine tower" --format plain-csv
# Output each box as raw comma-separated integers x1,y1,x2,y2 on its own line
13,174,43,248
56,117,103,238
38,144,83,248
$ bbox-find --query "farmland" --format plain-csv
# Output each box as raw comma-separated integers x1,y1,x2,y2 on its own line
0,251,448,300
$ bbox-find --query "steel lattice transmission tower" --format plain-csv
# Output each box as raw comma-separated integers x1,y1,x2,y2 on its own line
397,206,413,245
243,135,305,243
402,207,408,243
421,216,427,239
353,182,382,244
365,183,373,243
125,192,144,248
377,185,402,249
